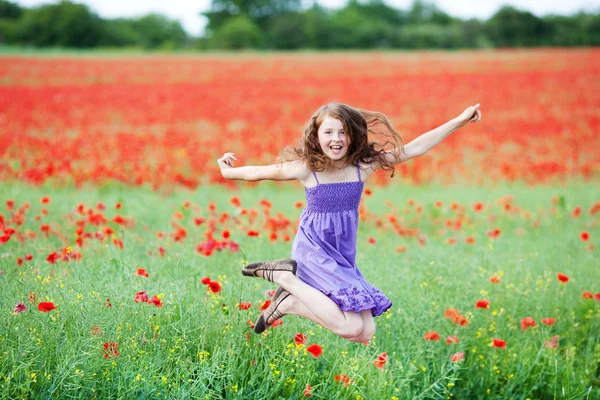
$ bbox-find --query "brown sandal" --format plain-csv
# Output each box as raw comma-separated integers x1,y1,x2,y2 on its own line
241,259,297,283
254,287,290,334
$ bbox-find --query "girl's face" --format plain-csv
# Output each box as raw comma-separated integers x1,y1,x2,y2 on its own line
317,115,349,162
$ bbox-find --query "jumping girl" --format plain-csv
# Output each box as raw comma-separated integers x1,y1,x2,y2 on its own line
217,102,482,342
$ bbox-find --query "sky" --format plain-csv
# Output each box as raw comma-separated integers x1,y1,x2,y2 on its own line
15,0,600,36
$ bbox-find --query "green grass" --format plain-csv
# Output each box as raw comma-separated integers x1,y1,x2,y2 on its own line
0,180,599,399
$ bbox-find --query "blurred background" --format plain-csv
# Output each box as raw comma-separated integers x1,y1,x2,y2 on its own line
1,0,599,50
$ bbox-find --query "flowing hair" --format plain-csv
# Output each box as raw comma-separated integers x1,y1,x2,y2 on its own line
278,102,404,176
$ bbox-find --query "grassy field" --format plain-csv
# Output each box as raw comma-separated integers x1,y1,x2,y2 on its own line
1,180,598,399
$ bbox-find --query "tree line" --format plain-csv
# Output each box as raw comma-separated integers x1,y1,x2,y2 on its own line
0,0,598,50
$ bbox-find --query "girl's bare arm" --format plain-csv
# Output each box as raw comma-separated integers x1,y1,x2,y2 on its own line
218,153,308,182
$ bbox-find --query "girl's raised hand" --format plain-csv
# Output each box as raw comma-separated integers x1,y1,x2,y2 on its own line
456,103,482,128
217,152,237,170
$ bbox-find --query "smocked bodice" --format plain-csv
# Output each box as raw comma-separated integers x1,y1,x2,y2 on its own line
304,181,364,213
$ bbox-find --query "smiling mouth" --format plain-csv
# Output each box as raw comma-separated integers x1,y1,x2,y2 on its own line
330,145,342,150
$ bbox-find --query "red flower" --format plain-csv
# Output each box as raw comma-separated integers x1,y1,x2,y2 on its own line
134,291,148,303
303,384,312,397
230,196,241,207
444,308,469,326
148,295,163,308
487,228,501,239
582,291,593,300
472,202,484,212
368,237,376,245
580,231,589,241
447,237,457,245
571,206,581,218
136,268,149,278
475,300,490,309
247,230,260,237
541,317,556,326
557,273,569,283
334,374,352,386
13,302,27,313
103,342,120,359
264,289,276,297
238,302,251,310
465,236,476,244
306,344,323,358
451,351,465,363
222,230,230,239
272,319,283,327
25,254,33,261
493,338,506,349
446,336,459,344
364,189,372,196
41,196,50,204
17,257,23,267
208,281,222,294
38,302,55,312
489,275,501,284
260,300,271,311
373,352,388,369
294,333,307,345
595,293,600,302
201,276,211,285
424,331,440,341
295,201,304,209
521,317,537,330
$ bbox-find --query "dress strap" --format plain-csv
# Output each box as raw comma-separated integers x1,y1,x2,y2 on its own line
312,170,320,185
355,163,361,182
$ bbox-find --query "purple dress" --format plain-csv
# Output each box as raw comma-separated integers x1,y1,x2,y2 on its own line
291,163,392,317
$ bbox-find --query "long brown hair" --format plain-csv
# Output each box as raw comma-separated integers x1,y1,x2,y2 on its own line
278,102,404,176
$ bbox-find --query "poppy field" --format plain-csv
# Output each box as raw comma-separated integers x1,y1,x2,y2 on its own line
1,49,599,399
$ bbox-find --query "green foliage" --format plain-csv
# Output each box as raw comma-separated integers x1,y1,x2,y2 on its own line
0,181,598,398
16,1,104,48
209,15,264,49
0,0,598,50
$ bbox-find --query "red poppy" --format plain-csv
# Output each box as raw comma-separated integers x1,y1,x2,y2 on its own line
580,232,589,241
38,302,55,312
148,295,163,308
373,352,387,369
272,319,283,327
264,289,276,297
465,236,475,244
487,228,501,239
41,196,50,204
295,201,304,209
571,206,581,218
306,344,323,358
25,254,33,261
222,230,230,239
238,302,251,310
260,300,271,311
489,275,501,284
582,291,593,300
451,351,465,363
17,257,23,267
334,374,351,386
115,202,122,209
208,281,222,294
247,230,259,237
447,237,457,245
493,338,506,349
103,342,120,359
364,189,372,196
557,273,569,283
446,336,459,344
134,291,148,303
475,300,490,309
444,308,469,326
541,317,556,326
396,245,407,253
230,196,241,207
424,331,440,341
595,293,600,302
13,302,27,313
472,202,484,212
136,268,149,278
294,333,307,345
544,340,558,349
303,384,312,397
368,237,376,245
201,277,211,285
521,317,537,330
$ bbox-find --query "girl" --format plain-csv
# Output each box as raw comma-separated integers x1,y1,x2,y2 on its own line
217,102,482,342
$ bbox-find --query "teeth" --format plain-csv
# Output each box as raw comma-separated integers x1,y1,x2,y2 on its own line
331,146,342,149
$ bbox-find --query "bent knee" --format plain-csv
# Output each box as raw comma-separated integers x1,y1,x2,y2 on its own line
336,321,364,339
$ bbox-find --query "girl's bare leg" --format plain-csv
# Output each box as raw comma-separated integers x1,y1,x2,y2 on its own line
252,269,364,338
278,295,376,342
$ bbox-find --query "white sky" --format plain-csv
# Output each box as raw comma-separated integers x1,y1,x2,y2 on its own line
15,0,600,36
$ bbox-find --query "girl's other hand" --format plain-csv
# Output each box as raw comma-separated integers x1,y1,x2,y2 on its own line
455,104,482,128
217,152,237,170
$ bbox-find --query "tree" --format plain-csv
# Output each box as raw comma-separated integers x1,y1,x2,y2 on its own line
209,15,264,49
16,1,104,47
0,0,22,19
133,13,188,49
486,6,550,47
